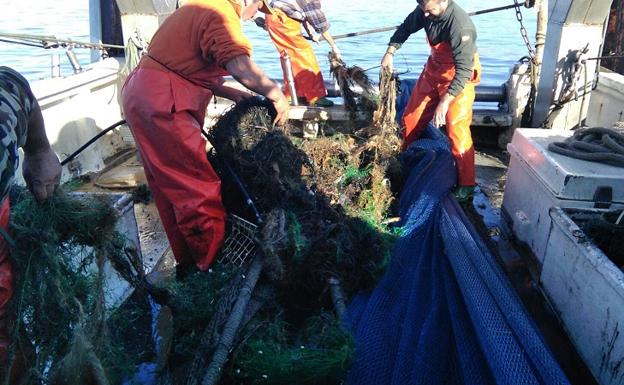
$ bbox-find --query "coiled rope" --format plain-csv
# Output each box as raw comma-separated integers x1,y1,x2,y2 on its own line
548,126,624,167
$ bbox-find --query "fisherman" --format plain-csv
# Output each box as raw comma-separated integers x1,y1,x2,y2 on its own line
247,0,340,107
121,0,289,277
381,0,481,201
0,66,62,381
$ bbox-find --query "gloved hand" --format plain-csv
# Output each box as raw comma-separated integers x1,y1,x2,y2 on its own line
254,16,266,30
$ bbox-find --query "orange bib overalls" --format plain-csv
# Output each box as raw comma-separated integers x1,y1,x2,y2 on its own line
266,8,328,104
402,39,481,187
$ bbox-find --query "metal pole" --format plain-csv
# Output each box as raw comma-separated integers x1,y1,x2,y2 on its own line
51,53,61,78
66,47,83,73
280,51,298,106
534,0,548,71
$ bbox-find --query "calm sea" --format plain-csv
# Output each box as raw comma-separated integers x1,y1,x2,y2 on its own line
0,0,536,86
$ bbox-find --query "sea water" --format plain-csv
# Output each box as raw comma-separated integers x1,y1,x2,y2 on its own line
0,0,536,86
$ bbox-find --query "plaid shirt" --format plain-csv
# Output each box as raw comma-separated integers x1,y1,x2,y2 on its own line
271,0,330,33
0,67,34,201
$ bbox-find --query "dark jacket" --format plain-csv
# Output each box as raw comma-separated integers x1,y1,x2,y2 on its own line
389,0,477,96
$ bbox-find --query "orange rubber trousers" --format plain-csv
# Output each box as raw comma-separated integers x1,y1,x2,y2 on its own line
266,8,327,104
122,68,225,271
0,198,12,363
402,41,481,187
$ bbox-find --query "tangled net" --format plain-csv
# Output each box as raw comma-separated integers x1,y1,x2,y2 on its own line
5,82,403,384
5,187,142,385
329,52,379,119
373,66,399,129
195,96,403,383
208,98,398,299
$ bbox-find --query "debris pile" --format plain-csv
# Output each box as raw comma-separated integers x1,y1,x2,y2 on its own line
6,188,142,385
5,78,403,384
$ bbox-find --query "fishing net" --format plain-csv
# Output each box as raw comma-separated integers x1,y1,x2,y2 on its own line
373,67,399,129
4,187,143,385
208,97,398,299
173,96,403,384
328,52,379,119
228,312,354,385
5,90,403,384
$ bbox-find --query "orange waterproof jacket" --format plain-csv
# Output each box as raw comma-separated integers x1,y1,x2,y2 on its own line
139,0,253,89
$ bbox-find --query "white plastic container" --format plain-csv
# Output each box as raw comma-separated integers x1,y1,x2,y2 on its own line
542,207,624,385
502,128,624,264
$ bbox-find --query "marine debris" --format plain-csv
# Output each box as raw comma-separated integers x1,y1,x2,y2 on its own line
328,52,379,119
5,187,143,385
183,97,401,384
5,88,403,384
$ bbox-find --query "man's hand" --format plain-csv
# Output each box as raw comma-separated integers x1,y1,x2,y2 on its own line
331,45,341,60
433,94,454,128
22,147,61,203
381,53,394,70
269,92,290,127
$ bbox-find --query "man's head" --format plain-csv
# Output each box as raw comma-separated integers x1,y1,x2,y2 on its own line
417,0,449,20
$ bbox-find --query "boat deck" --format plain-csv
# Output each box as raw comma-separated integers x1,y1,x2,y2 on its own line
71,137,598,385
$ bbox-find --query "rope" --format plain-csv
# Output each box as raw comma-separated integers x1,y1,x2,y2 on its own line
0,31,125,51
306,1,535,42
0,227,15,248
121,36,145,78
547,127,624,167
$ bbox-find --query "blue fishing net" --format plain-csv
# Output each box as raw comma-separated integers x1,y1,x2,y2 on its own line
345,126,570,385
395,78,417,125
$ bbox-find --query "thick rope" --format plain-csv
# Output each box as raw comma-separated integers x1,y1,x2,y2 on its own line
547,127,624,167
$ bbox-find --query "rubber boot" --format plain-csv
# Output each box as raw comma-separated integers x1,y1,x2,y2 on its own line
453,185,476,203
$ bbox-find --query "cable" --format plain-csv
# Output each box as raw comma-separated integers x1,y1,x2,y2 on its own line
0,38,46,49
60,119,126,166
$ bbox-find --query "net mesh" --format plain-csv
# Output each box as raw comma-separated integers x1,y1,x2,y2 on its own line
217,214,258,267
345,126,571,385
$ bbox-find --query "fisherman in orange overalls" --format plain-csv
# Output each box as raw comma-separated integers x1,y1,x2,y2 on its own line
121,0,289,277
381,0,481,201
0,66,62,382
258,0,340,107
